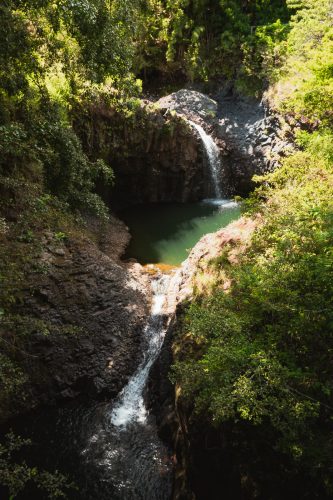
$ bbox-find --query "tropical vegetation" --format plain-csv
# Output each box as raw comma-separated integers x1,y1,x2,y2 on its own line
0,0,332,497
172,0,333,497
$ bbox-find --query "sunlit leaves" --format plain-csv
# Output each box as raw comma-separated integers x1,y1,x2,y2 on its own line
172,104,333,494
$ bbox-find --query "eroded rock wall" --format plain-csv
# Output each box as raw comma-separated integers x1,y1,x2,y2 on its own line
2,217,150,422
74,102,209,209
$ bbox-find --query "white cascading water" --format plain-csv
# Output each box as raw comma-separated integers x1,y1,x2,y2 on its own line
77,125,239,499
80,273,174,499
189,120,223,199
111,274,171,427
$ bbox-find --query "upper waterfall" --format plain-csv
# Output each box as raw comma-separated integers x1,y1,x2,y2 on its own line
188,121,222,199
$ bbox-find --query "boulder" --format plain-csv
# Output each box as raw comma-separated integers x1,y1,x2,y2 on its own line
157,89,217,121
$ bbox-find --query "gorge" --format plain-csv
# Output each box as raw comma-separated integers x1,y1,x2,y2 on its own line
5,91,245,500
1,1,332,498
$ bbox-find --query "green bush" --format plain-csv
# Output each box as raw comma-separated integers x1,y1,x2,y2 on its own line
172,132,333,494
0,432,76,498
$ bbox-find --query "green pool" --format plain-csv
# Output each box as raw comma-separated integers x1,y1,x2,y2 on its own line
120,200,241,266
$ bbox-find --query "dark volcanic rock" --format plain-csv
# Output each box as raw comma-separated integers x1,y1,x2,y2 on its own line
214,95,294,195
147,314,177,444
74,102,209,209
4,219,150,421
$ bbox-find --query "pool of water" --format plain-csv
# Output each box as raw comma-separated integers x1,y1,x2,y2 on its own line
120,199,241,266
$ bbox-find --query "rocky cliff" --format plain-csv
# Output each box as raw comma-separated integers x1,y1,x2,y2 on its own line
1,215,150,422
74,101,209,209
73,90,295,212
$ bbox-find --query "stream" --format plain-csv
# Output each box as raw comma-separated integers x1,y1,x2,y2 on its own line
7,116,240,500
79,274,174,499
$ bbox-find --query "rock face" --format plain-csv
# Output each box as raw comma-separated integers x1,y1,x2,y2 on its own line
74,102,209,209
155,89,295,197
214,95,295,195
4,217,150,421
75,89,294,211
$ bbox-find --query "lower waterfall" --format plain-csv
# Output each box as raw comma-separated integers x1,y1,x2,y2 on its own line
81,273,174,499
111,275,171,427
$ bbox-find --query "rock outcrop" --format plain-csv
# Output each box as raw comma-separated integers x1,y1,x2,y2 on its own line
3,217,150,421
171,216,257,304
214,95,295,195
157,90,218,122
74,102,209,209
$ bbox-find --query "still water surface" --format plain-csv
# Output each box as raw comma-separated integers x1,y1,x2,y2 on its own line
120,200,241,265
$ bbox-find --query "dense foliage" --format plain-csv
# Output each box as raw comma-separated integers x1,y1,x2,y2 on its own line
0,432,75,498
127,0,291,87
0,2,131,496
172,1,333,497
1,0,332,498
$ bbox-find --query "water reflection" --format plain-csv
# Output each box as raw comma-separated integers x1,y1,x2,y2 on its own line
120,200,240,265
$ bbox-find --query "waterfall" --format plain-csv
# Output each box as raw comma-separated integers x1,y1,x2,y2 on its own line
80,273,174,499
111,274,171,427
189,121,223,199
